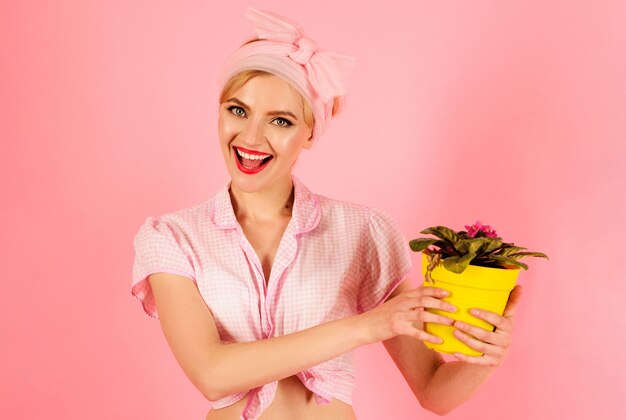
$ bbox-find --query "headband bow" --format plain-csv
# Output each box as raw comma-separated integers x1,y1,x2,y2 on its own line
245,7,355,103
218,7,355,142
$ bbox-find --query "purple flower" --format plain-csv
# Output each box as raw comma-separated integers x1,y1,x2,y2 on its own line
465,221,498,238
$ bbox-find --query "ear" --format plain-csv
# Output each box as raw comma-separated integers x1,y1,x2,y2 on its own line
302,132,314,149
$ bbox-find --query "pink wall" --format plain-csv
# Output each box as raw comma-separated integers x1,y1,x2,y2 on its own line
2,1,624,419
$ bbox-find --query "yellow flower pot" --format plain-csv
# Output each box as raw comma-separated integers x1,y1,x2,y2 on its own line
421,253,520,356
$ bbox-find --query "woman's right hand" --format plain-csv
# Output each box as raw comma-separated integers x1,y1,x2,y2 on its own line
359,286,457,344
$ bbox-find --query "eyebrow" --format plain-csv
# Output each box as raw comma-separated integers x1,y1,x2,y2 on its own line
225,97,299,121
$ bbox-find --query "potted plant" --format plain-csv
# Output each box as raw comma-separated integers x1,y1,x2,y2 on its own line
409,221,548,356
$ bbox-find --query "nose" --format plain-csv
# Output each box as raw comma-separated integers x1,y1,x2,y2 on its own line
239,117,266,147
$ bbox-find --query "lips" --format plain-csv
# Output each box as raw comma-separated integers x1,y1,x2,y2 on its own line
233,146,274,174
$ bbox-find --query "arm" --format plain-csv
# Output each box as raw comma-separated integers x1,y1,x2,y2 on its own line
382,278,522,415
148,272,370,401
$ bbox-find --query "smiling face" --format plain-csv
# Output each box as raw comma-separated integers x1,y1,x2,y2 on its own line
218,73,314,195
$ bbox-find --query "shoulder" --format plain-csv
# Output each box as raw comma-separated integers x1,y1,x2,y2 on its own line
137,199,213,239
315,193,370,227
162,199,212,224
315,193,396,225
312,193,402,241
295,178,403,238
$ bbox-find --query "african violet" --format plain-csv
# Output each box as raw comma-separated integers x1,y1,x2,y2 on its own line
409,221,548,274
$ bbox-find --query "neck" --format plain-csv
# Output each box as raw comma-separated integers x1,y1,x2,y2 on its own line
229,177,295,223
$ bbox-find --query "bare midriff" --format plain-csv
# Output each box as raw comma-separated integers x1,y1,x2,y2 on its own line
205,374,357,420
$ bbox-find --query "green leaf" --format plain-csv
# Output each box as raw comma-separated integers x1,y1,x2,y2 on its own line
433,240,460,257
457,231,472,239
409,238,437,252
419,226,439,236
488,255,529,270
420,226,460,245
496,246,527,257
455,238,488,255
442,253,476,274
508,251,549,260
474,238,494,254
452,239,469,254
482,238,504,254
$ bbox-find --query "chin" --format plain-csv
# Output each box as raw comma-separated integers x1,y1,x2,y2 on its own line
229,172,268,193
231,173,293,197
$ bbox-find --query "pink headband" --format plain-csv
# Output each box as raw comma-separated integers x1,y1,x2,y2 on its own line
218,7,356,142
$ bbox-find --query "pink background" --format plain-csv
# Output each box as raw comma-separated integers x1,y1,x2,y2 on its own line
2,1,625,419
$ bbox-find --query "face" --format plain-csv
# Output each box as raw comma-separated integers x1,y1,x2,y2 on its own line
218,74,313,195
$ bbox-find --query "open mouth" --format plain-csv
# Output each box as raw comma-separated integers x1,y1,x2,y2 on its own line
233,146,274,173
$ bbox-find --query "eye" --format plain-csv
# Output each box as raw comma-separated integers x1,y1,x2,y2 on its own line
272,117,293,127
227,106,246,117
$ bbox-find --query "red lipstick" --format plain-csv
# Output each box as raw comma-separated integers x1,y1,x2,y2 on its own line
235,146,272,156
232,146,273,175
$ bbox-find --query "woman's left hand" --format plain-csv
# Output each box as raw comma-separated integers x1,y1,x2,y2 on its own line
451,285,523,366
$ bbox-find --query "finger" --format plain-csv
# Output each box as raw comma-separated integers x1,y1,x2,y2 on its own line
416,311,455,326
454,320,510,348
453,329,505,359
503,285,523,318
404,326,443,344
406,287,450,298
408,296,457,313
468,308,511,333
452,352,500,366
420,331,444,344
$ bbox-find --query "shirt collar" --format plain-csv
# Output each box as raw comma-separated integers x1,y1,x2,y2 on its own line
211,174,321,235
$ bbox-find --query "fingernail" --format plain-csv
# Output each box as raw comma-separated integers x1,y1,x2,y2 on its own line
471,309,480,316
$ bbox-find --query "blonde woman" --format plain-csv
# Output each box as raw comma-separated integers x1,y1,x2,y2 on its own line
131,8,520,420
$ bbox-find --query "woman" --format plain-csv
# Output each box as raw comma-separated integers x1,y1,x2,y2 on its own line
131,8,521,420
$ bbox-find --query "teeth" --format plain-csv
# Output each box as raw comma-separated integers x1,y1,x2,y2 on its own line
236,148,271,160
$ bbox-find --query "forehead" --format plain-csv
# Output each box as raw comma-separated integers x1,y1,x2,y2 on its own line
231,74,305,112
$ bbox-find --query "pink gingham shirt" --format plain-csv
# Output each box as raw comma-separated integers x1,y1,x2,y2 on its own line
131,175,412,420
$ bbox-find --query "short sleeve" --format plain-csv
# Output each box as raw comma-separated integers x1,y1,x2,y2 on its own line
131,216,196,319
356,208,413,314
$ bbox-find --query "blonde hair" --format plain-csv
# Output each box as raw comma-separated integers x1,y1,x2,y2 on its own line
219,69,343,130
